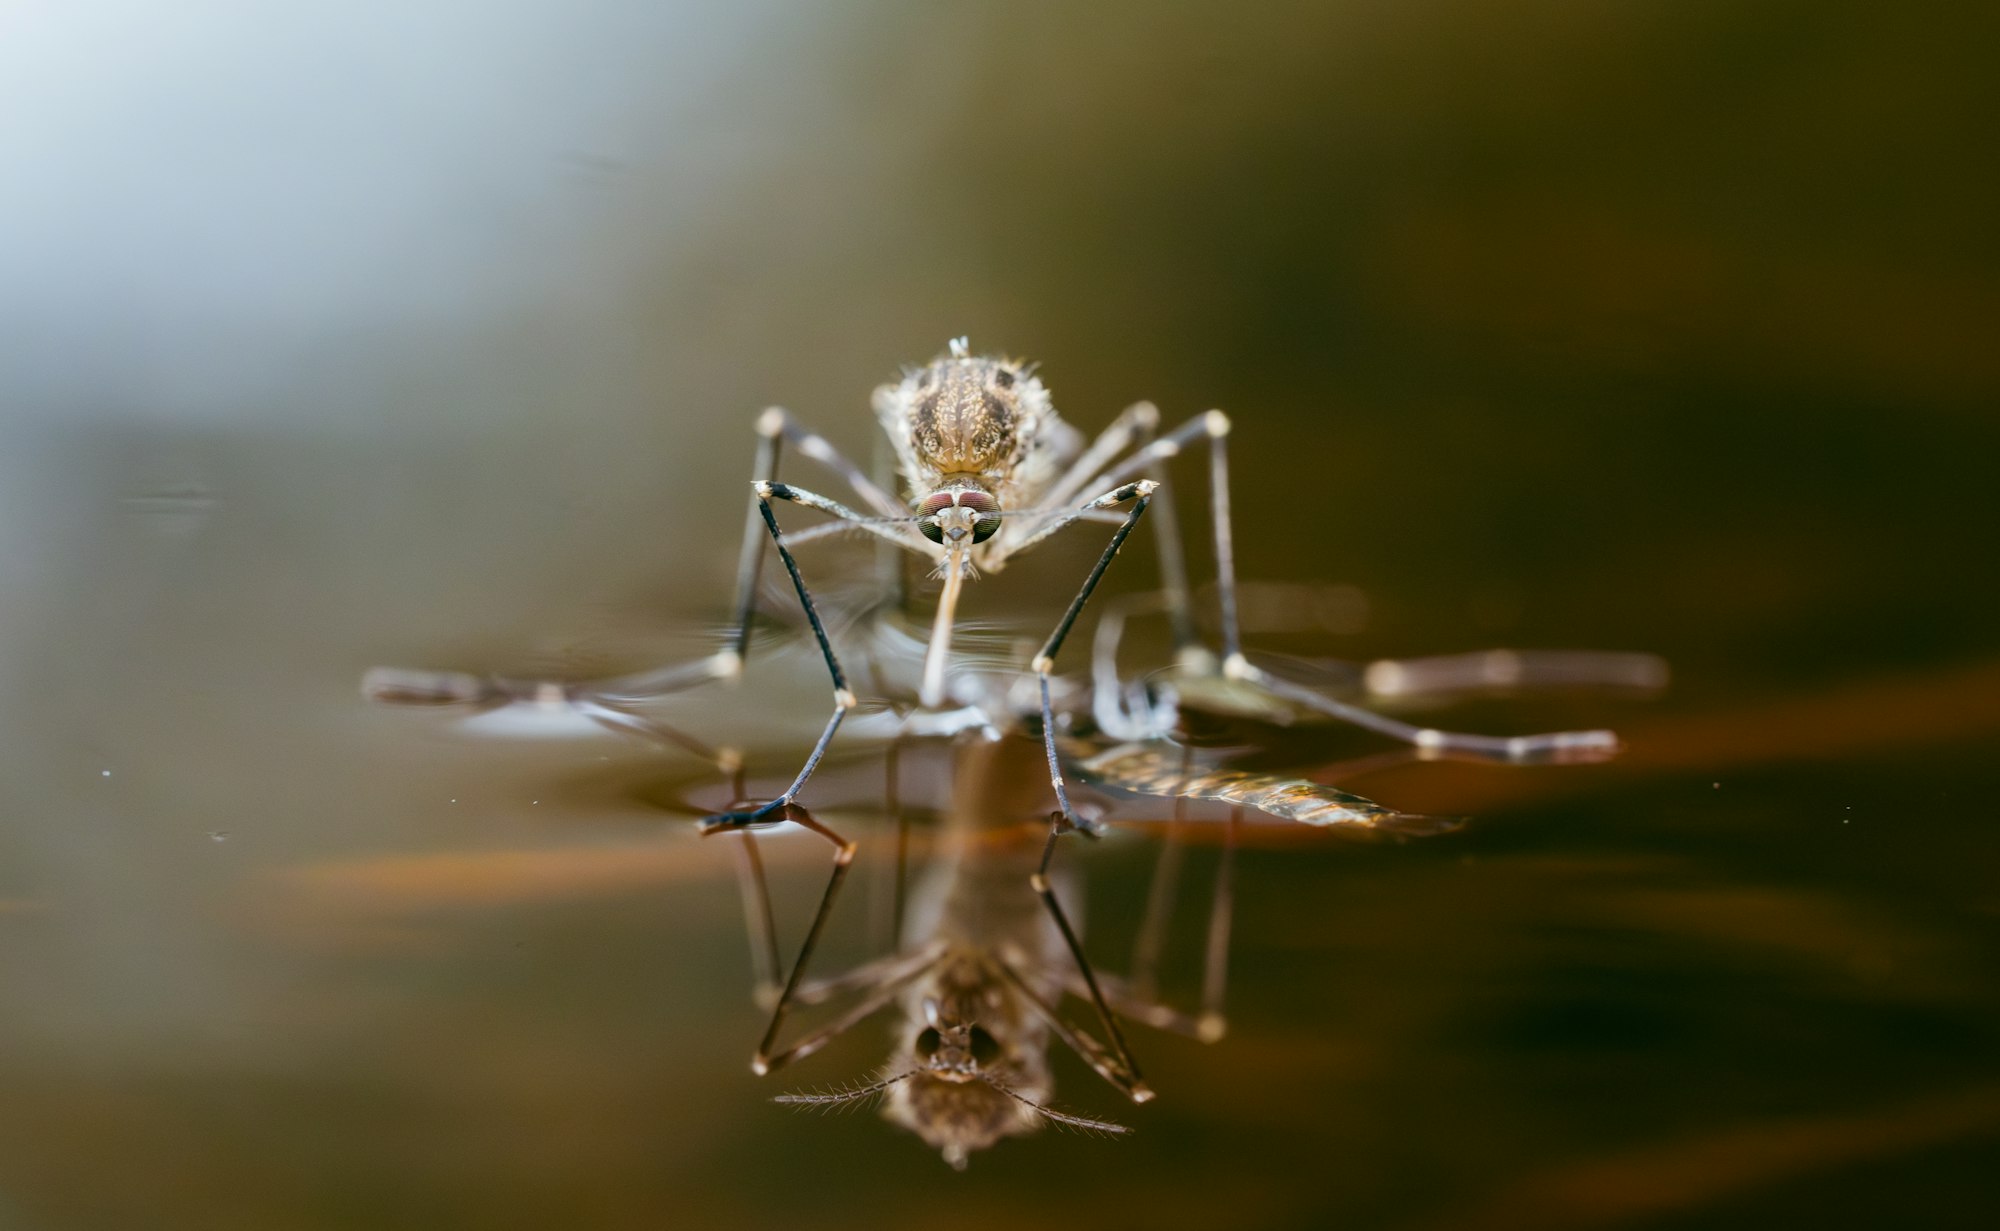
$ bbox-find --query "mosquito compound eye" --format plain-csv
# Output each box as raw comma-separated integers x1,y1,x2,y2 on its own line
915,1027,943,1059
920,519,945,544
969,1026,1001,1068
971,512,1002,544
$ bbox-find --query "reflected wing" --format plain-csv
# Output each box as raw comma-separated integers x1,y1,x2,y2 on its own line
1068,740,1459,836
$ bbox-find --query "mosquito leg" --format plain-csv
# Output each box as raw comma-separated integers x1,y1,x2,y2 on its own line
756,946,945,1076
1196,805,1239,1044
732,808,855,1075
1032,823,1160,1103
1036,401,1162,515
727,410,911,662
1129,744,1195,1002
1032,481,1155,836
1360,649,1670,700
1088,591,1171,740
890,740,910,948
702,484,904,827
741,808,942,1075
1091,411,1241,668
363,410,913,751
1232,658,1621,765
1132,413,1199,662
730,830,784,1010
866,736,910,953
996,954,1149,1095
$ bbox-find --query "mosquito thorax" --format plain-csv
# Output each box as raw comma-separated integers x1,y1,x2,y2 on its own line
874,340,1057,523
917,483,1002,545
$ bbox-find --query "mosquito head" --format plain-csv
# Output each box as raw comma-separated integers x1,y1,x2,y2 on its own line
876,996,1044,1168
776,982,1127,1168
911,998,1006,1080
916,483,1002,546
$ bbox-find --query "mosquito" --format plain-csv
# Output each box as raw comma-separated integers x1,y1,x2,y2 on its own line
361,342,1643,1131
376,338,1621,826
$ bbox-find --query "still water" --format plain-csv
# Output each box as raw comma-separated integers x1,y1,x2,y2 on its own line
2,2,1996,1228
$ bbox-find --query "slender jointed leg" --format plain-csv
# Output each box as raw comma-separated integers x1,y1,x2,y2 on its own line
1358,648,1670,701
733,809,853,1075
1232,659,1621,765
739,816,942,1074
1032,480,1155,837
363,409,919,782
1090,411,1622,765
1129,744,1195,1002
701,484,899,827
731,830,784,1010
1089,409,1242,669
1022,820,1154,1102
1197,805,1238,1043
1085,768,1236,1045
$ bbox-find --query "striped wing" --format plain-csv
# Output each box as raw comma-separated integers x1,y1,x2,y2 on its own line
1070,740,1461,836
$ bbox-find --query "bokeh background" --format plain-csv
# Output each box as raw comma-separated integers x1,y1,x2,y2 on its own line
2,2,1996,1228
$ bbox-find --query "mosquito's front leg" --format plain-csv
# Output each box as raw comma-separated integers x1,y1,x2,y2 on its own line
698,483,884,829
1029,480,1156,837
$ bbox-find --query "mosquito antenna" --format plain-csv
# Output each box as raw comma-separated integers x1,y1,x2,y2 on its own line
772,1069,919,1114
985,1081,1132,1136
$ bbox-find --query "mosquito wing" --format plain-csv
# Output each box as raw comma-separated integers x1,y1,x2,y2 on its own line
1069,739,1461,837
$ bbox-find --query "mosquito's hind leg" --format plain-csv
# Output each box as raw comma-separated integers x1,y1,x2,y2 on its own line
1359,648,1670,701
1094,411,1627,765
1091,410,1243,669
1233,658,1621,764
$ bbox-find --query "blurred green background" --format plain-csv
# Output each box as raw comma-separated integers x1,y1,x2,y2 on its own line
1,2,1995,1228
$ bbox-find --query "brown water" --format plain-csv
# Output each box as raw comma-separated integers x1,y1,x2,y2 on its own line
2,3,1996,1228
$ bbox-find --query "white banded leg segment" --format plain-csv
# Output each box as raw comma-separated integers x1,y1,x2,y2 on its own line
1035,401,1162,516
361,665,743,773
1002,479,1158,561
756,408,908,520
758,482,935,559
1089,410,1241,663
732,412,931,663
1230,658,1621,765
1362,649,1672,699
